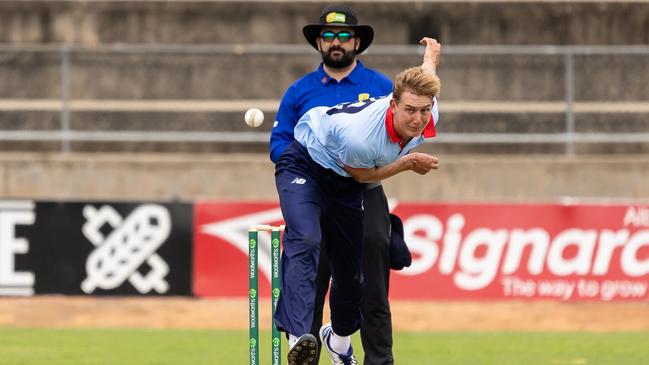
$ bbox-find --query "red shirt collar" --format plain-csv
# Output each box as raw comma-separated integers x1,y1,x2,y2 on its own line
385,105,437,147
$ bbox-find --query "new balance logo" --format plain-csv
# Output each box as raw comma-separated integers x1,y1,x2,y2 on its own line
291,177,306,185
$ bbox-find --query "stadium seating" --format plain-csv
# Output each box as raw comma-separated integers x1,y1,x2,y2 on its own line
0,1,648,154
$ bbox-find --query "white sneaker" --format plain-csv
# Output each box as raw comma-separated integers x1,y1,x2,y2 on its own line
287,333,318,365
319,324,358,365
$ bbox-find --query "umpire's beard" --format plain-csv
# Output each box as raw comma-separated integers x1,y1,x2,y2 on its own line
321,47,356,69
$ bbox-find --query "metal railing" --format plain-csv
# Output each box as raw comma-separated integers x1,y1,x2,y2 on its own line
1,43,648,154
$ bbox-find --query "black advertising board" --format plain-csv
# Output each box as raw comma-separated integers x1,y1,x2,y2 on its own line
3,200,192,296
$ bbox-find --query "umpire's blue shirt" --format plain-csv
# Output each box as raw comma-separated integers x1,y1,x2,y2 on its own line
269,61,393,163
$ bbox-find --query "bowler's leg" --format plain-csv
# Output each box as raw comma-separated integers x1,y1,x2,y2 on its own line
273,168,323,337
309,233,331,362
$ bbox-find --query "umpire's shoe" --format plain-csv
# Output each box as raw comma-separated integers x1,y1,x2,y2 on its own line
319,324,358,365
287,333,318,365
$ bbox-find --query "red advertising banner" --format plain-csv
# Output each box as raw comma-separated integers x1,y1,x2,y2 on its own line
193,201,649,301
193,202,285,298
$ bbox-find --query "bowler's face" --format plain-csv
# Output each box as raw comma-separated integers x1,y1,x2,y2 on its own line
390,91,433,141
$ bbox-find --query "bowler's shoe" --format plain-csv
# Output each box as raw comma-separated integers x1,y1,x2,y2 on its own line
319,324,358,365
287,333,318,365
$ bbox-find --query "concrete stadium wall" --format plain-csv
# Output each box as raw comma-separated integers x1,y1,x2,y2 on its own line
2,1,649,45
1,50,647,154
1,2,647,156
4,51,648,101
1,153,647,201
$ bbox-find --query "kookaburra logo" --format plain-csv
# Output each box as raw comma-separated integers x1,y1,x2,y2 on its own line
81,204,171,294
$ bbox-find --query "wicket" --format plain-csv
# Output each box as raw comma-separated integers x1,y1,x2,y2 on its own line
249,224,284,365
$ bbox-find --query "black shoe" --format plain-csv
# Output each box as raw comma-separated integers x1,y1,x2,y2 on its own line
287,334,318,365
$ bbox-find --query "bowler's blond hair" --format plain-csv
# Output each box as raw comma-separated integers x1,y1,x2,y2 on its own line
392,67,441,102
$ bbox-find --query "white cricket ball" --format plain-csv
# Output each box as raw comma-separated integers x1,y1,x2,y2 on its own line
244,108,264,128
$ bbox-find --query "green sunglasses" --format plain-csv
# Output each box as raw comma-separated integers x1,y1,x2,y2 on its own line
320,31,354,43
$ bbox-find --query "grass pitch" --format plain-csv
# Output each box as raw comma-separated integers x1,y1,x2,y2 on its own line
0,328,647,364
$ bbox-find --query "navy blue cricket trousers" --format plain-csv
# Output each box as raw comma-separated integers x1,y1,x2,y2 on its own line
273,141,365,337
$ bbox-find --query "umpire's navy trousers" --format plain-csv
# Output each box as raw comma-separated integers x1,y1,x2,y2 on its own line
274,140,365,337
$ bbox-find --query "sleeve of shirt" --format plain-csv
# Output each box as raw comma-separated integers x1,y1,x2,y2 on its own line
269,86,299,163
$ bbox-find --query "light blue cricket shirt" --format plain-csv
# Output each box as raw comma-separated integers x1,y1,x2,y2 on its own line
294,94,439,177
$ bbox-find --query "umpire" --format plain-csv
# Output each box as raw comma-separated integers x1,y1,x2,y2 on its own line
270,4,398,364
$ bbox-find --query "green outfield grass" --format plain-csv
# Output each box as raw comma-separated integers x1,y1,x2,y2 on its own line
0,328,647,365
